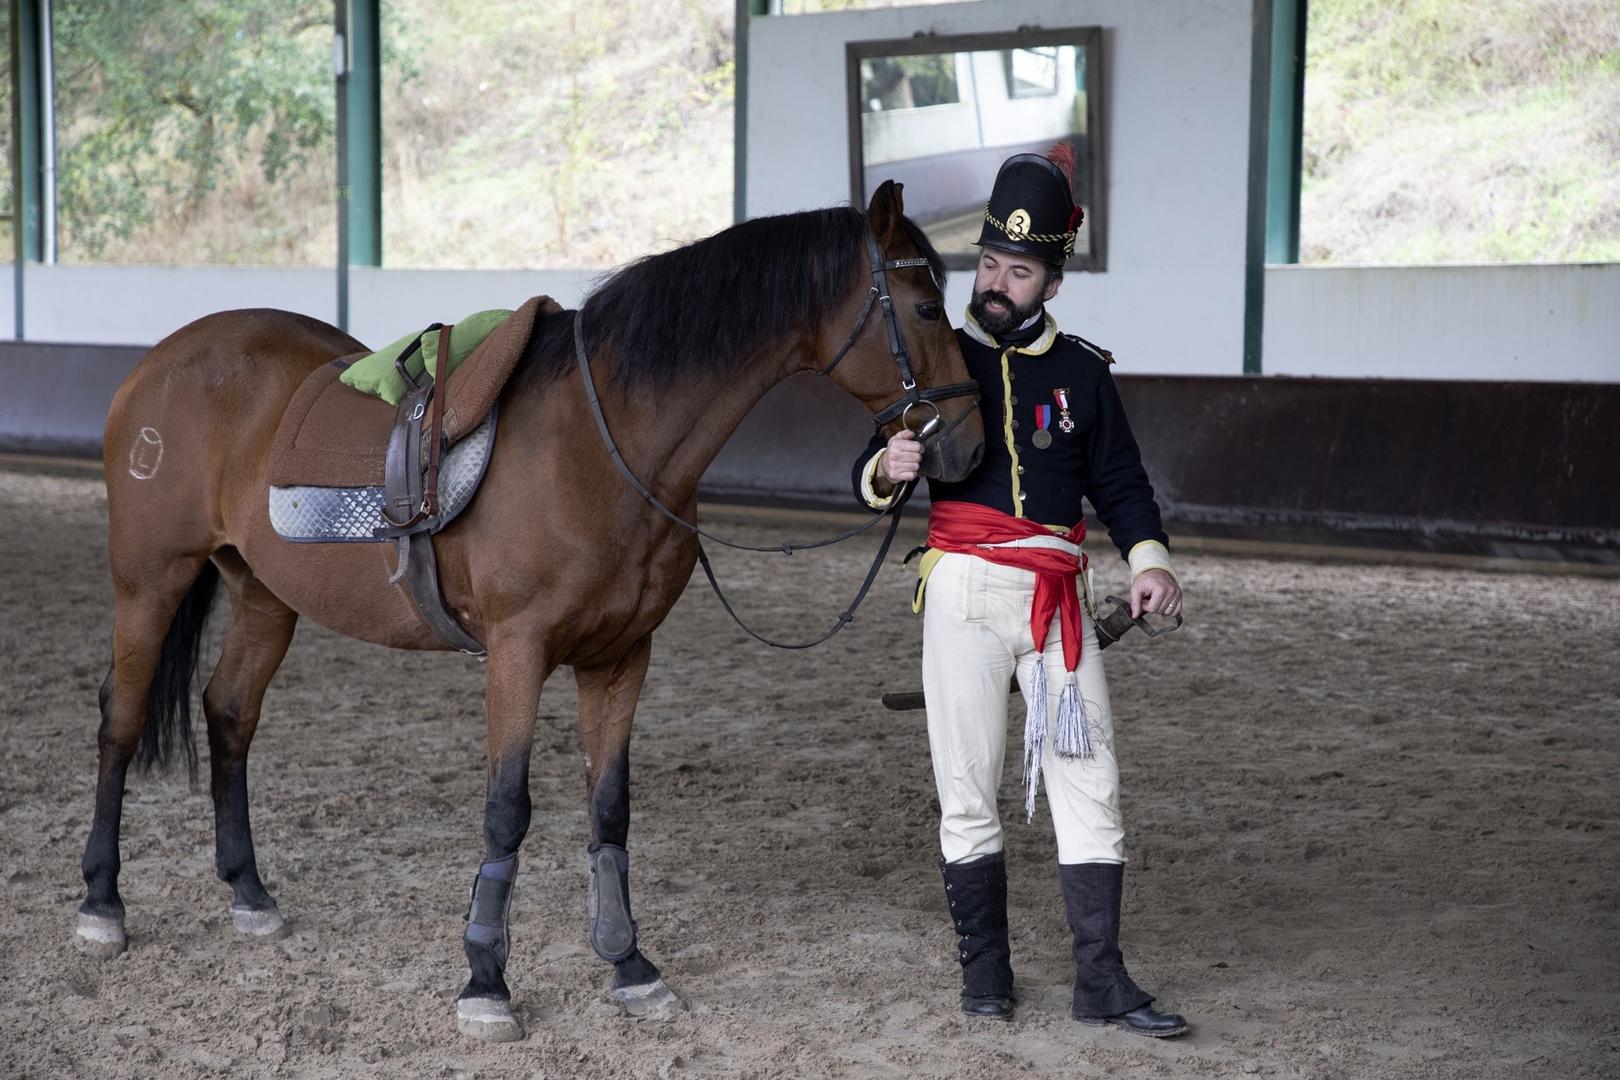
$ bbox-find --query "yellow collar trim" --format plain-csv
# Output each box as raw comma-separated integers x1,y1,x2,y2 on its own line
962,309,1058,356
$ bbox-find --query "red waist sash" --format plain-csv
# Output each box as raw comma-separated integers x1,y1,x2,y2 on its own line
925,500,1087,673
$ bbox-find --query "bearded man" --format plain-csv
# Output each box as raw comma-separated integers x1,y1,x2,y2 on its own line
851,146,1188,1037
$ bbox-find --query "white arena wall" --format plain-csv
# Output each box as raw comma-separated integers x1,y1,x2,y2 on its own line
9,265,599,350
1263,263,1620,382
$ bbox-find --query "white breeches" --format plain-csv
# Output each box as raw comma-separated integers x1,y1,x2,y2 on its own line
921,552,1125,865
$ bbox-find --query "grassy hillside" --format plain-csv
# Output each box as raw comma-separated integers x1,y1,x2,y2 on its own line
1301,0,1620,264
380,0,735,269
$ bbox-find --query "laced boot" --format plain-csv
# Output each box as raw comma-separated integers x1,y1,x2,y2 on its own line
939,851,1015,1021
1059,861,1187,1038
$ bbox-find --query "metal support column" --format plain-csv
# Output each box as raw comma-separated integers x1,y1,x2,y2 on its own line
732,0,769,223
334,0,380,332
10,0,43,338
1265,0,1306,264
1243,0,1307,375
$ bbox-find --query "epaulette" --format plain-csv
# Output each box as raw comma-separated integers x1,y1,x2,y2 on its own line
1059,331,1115,365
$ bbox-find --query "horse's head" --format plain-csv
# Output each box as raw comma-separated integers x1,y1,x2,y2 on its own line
820,182,985,483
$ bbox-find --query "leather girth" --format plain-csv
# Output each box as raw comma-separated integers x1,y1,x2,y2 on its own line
376,325,486,656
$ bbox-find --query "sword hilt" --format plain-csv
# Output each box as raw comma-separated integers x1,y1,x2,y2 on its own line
1100,595,1183,642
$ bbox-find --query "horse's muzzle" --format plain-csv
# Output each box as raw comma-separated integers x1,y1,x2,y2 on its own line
923,421,986,483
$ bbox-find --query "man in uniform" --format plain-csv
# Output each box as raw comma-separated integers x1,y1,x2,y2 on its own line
851,145,1187,1036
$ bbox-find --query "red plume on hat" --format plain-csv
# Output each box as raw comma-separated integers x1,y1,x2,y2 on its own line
1045,141,1084,231
1045,141,1076,183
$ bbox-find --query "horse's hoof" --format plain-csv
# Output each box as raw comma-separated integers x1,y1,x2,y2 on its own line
74,912,127,958
230,905,289,939
456,997,525,1042
609,977,685,1020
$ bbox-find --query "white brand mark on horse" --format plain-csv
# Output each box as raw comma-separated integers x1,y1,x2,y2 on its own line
128,428,165,479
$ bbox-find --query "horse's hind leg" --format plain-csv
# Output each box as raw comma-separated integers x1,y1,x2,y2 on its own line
78,553,219,958
203,550,298,938
575,636,683,1019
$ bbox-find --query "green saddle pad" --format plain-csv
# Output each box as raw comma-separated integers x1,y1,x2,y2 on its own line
339,308,514,405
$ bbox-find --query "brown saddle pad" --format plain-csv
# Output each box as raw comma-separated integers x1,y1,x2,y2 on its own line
267,295,561,489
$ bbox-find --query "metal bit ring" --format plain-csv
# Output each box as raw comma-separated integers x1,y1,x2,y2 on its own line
902,399,942,439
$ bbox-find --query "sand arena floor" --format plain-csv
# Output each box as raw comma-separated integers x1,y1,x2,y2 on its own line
0,463,1615,1079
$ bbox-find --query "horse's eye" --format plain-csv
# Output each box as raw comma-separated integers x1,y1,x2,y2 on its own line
915,302,942,321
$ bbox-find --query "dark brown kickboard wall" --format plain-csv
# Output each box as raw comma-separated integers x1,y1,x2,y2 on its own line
4,343,1615,562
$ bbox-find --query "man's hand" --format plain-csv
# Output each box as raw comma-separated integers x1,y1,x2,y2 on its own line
1130,568,1182,620
875,430,923,491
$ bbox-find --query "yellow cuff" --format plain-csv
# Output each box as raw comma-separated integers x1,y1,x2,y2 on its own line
860,450,897,511
1127,539,1177,586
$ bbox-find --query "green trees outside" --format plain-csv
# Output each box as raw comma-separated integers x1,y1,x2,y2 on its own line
377,0,734,268
53,0,333,263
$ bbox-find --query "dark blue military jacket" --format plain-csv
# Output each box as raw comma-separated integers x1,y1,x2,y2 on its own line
852,311,1168,563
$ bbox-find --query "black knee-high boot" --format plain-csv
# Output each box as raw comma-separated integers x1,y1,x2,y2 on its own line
1059,862,1187,1037
940,851,1015,1020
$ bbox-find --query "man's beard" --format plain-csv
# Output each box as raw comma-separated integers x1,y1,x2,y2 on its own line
969,287,1044,336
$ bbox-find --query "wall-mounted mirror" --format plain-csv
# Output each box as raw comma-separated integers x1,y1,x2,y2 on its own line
847,27,1105,272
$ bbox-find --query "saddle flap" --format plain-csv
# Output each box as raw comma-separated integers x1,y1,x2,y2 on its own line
265,294,560,491
266,359,397,489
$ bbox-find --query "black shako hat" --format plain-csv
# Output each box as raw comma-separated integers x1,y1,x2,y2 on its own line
975,144,1082,266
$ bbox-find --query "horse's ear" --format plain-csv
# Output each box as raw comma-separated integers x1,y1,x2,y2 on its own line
867,180,905,243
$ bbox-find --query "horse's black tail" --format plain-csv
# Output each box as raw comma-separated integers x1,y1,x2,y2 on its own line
134,560,220,784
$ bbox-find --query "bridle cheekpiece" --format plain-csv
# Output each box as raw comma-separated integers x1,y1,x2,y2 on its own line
819,228,980,439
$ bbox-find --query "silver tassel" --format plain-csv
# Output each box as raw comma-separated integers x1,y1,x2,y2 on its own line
1022,660,1048,822
1053,674,1093,760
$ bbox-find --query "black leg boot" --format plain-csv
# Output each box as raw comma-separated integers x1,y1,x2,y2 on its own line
940,851,1015,1021
1058,862,1188,1037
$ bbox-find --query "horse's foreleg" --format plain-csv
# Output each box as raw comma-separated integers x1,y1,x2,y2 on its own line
203,557,297,938
456,635,549,1043
576,636,682,1019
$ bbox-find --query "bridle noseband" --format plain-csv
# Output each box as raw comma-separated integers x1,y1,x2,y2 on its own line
572,223,981,649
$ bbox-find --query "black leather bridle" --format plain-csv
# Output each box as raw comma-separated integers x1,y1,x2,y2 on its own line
821,228,981,437
573,224,982,649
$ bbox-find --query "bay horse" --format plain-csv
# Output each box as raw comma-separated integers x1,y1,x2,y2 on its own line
76,182,985,1041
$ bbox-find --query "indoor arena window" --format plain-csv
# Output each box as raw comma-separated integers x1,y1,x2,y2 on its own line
860,54,960,113
1004,47,1060,99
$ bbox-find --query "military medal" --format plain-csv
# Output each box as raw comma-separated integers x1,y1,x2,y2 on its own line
1032,405,1054,449
1054,388,1075,433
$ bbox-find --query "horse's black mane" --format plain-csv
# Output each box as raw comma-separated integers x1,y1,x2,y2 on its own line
522,206,945,387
